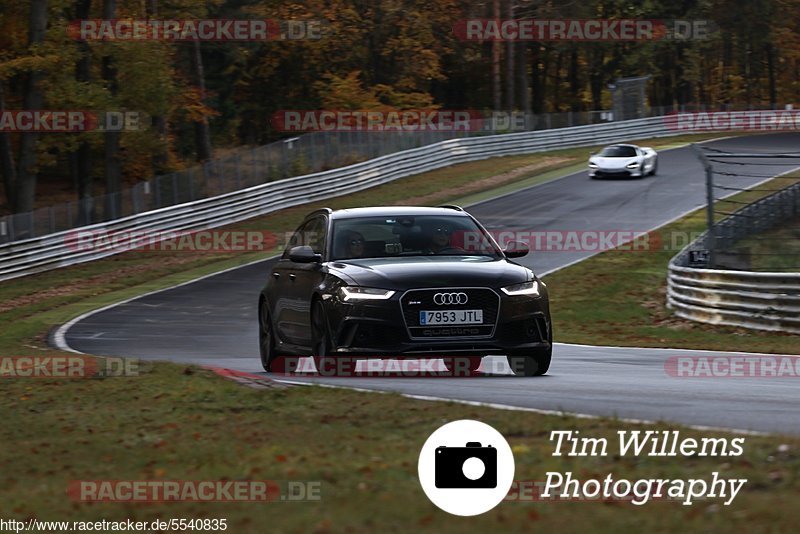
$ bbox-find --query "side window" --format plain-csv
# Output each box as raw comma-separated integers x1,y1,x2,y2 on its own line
282,217,327,259
304,217,327,255
282,221,307,259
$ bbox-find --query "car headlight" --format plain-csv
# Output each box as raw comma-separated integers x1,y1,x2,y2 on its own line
500,280,540,297
588,162,598,168
626,161,640,169
339,286,396,301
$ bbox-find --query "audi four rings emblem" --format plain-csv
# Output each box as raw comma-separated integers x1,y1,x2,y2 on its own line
433,292,468,305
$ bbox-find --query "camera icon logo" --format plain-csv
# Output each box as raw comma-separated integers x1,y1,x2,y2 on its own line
435,442,497,488
418,420,515,516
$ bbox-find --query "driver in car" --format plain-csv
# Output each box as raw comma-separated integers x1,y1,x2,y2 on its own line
341,230,365,259
423,224,464,254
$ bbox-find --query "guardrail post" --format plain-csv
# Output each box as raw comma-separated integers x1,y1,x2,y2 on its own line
188,167,195,200
171,173,179,204
132,184,141,214
235,154,241,189
693,144,716,268
282,142,289,178
704,159,716,268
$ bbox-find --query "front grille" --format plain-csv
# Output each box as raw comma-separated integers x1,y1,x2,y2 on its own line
596,169,631,177
400,287,500,338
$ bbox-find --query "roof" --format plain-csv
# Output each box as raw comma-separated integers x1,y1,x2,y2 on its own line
320,206,470,220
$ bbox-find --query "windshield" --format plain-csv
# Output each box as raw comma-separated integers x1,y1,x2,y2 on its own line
598,146,637,157
331,215,502,260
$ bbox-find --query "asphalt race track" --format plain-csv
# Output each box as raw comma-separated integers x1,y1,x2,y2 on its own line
58,133,800,434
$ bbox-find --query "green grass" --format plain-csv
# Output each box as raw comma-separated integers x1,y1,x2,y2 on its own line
723,215,800,272
2,363,799,532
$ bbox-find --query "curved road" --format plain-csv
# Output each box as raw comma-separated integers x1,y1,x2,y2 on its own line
58,133,800,434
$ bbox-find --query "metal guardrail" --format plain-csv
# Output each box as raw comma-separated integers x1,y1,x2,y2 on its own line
0,116,680,282
0,110,618,245
667,181,800,334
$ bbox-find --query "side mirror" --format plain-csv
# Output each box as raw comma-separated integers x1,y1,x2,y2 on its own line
288,245,322,263
503,240,529,258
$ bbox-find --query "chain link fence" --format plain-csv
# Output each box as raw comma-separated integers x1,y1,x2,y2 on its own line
0,103,791,245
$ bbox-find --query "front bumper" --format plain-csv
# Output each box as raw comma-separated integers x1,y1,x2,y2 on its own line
589,167,643,178
323,287,551,357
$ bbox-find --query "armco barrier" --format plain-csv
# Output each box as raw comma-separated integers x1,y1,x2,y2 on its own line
667,183,800,334
0,116,679,282
667,264,800,333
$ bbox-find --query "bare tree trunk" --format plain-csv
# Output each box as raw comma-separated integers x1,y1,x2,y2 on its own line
518,43,530,114
589,47,604,111
192,40,212,162
568,47,580,112
766,42,777,107
147,0,169,173
0,82,17,212
75,0,93,225
531,44,544,114
15,0,48,215
103,0,122,219
504,0,514,112
553,50,563,111
491,0,501,112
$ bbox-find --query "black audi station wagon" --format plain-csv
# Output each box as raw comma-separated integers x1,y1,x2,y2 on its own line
258,206,552,376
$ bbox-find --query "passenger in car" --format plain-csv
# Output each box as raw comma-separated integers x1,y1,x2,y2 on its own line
339,230,365,259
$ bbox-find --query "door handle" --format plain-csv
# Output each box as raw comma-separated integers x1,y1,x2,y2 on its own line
272,273,280,279
288,273,296,281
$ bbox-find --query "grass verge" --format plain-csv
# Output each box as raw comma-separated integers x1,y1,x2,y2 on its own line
724,215,800,272
2,364,799,531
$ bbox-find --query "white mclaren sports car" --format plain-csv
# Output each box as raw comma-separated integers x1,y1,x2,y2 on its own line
588,144,658,179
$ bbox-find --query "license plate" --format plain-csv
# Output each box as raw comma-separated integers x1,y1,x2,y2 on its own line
419,309,483,325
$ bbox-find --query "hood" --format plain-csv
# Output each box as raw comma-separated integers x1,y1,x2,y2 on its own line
590,156,639,170
327,256,530,291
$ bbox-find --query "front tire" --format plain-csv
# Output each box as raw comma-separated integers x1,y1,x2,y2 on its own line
649,158,658,176
311,300,354,376
507,348,551,376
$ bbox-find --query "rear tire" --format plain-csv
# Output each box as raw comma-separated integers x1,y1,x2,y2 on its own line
259,300,283,372
507,348,552,376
